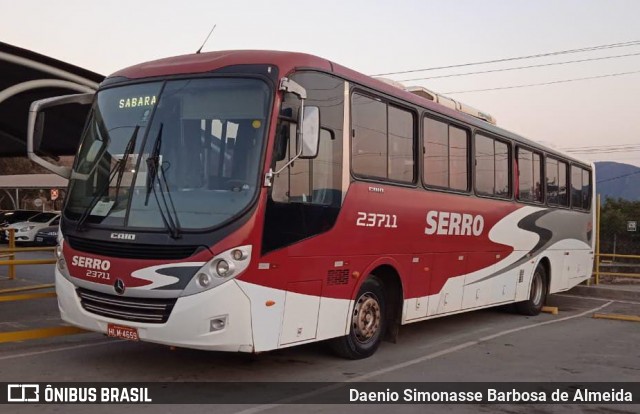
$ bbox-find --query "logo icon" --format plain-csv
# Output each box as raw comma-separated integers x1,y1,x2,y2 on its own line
7,384,39,402
110,232,136,240
114,279,126,295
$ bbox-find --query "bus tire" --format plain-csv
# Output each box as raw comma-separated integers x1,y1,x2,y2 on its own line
516,265,547,316
330,276,386,359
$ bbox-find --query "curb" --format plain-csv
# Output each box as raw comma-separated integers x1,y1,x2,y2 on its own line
567,284,640,302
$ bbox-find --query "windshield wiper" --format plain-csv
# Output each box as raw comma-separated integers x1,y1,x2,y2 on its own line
144,123,163,206
144,124,182,239
75,125,140,231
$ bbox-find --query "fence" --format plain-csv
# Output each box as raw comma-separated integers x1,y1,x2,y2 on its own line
0,228,56,280
593,194,640,284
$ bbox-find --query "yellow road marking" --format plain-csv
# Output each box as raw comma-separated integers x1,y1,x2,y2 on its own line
0,259,56,265
0,292,56,302
542,306,558,315
593,313,640,323
0,326,88,343
0,246,55,253
0,284,55,294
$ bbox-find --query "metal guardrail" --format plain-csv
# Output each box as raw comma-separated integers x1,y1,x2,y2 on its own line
0,228,55,280
0,229,89,343
593,253,640,284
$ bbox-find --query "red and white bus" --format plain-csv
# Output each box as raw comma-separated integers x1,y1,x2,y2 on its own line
29,50,595,359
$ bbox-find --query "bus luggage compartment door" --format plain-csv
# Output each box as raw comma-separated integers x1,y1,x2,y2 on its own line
405,254,434,321
462,251,516,309
279,281,322,346
427,253,467,316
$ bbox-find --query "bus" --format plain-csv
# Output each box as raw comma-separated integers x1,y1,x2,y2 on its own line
28,50,595,359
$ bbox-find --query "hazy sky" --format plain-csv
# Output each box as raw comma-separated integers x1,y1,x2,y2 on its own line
2,0,639,166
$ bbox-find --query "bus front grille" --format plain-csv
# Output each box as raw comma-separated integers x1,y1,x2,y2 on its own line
76,288,176,324
67,236,200,260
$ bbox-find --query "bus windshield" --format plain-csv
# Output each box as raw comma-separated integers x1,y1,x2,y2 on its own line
65,77,271,231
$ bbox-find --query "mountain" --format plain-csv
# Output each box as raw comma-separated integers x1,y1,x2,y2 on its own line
595,161,640,201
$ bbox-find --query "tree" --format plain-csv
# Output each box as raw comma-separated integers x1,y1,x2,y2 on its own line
599,197,640,254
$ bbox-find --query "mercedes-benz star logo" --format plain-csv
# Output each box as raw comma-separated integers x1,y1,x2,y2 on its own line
114,279,126,295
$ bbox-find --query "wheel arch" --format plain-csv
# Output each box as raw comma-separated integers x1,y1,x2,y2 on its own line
365,263,404,343
535,256,551,294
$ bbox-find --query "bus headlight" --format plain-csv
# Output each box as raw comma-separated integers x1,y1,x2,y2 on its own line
181,245,252,297
215,259,231,277
231,249,247,261
55,240,70,278
196,273,212,288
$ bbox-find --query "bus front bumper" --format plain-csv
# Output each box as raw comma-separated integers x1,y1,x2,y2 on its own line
55,270,255,352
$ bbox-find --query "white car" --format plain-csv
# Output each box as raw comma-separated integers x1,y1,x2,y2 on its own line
4,212,60,243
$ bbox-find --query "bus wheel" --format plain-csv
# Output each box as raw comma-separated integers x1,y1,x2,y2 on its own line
516,265,547,316
330,276,386,359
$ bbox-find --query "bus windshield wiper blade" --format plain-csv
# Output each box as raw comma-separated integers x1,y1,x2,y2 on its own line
157,163,182,239
144,123,163,206
113,126,140,205
144,123,182,239
75,125,140,231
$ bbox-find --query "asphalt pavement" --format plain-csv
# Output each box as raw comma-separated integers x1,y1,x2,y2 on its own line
1,252,639,413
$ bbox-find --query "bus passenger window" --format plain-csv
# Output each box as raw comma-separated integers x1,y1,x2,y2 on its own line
570,165,591,210
423,118,448,188
533,153,542,202
423,119,468,191
517,147,543,203
449,126,468,191
351,93,415,183
558,161,568,206
475,134,511,198
352,94,387,179
571,166,583,209
475,134,495,195
582,169,592,209
546,158,559,205
546,158,569,207
388,106,415,182
494,141,510,197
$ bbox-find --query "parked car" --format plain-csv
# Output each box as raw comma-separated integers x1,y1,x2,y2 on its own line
3,212,60,244
0,210,41,242
34,225,59,246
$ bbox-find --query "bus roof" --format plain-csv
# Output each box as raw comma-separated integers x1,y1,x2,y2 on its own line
109,50,590,168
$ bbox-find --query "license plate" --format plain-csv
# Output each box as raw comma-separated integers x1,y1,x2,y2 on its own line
107,324,139,341
36,237,43,242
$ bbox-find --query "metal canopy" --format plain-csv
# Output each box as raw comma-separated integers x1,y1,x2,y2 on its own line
0,41,104,157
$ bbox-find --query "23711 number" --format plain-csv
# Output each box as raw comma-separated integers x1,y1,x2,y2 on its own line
356,212,398,228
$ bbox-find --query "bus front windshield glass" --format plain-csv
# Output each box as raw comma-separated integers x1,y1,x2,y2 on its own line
65,78,270,231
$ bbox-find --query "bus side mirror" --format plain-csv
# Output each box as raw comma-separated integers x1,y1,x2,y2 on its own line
298,106,320,159
28,93,95,178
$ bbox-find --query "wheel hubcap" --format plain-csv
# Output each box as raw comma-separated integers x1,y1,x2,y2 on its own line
532,273,543,305
352,293,381,343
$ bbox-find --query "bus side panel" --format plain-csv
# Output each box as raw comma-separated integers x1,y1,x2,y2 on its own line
534,209,593,293
279,281,322,345
427,253,466,316
404,254,434,321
